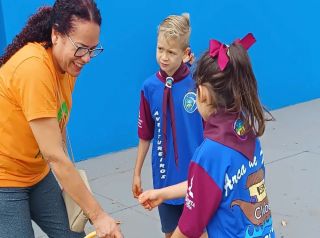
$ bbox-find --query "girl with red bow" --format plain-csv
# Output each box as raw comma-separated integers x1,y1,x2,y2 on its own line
139,33,275,238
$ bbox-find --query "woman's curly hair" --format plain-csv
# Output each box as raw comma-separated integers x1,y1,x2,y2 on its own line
0,0,101,66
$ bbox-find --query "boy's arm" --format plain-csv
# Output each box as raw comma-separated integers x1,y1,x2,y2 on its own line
138,181,187,210
132,139,151,198
133,89,154,198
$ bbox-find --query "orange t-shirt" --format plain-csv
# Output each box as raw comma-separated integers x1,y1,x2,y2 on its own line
0,42,76,187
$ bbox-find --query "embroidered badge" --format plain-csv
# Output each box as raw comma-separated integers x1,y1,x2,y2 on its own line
233,118,247,140
183,92,197,113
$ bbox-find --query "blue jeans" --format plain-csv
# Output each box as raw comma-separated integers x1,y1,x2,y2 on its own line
0,171,85,238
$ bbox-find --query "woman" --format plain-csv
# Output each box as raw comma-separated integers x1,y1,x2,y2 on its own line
0,1,122,237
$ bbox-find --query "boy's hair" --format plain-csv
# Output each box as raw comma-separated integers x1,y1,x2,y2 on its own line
194,42,272,137
157,13,191,50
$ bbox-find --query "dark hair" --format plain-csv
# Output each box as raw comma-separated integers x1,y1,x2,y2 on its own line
194,43,273,136
0,0,101,66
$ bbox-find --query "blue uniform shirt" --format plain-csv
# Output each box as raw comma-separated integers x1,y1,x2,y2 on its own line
178,110,275,237
138,70,203,205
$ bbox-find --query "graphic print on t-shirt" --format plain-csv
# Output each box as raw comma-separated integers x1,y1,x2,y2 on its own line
185,176,195,210
57,101,69,131
231,168,273,237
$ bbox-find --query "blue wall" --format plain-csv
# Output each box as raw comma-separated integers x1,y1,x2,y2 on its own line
1,0,319,160
0,1,6,53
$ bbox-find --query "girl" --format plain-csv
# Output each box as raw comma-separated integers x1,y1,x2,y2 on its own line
139,33,275,238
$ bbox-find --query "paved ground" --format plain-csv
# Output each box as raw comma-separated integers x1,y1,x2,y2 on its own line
34,98,320,238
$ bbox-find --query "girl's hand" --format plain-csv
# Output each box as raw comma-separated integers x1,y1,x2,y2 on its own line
92,211,123,238
138,189,164,210
132,175,143,198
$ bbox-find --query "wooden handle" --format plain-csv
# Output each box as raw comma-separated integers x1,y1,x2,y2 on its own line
83,221,121,238
84,231,96,238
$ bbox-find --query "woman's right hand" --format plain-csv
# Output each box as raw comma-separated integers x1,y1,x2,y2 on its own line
132,175,142,198
92,211,123,238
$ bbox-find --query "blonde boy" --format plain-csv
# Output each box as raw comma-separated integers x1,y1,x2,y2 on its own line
132,14,203,237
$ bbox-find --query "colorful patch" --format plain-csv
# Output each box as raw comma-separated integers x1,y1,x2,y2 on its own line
57,101,69,130
233,118,247,140
57,101,69,122
183,92,197,113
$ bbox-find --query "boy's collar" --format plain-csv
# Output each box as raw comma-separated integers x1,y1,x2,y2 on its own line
156,62,189,83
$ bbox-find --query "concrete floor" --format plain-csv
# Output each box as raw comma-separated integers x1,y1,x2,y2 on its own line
34,98,320,238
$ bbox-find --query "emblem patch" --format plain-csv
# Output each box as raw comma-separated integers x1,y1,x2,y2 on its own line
233,118,247,140
183,92,197,113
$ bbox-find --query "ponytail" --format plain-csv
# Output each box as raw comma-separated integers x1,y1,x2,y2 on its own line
223,43,273,136
0,7,53,66
194,43,273,137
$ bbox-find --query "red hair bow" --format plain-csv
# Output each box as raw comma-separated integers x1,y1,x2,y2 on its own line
209,33,256,71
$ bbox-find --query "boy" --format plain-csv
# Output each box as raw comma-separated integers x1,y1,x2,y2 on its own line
132,14,203,238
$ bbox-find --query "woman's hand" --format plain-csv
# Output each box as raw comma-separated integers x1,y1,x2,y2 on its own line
91,211,123,238
138,189,164,211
